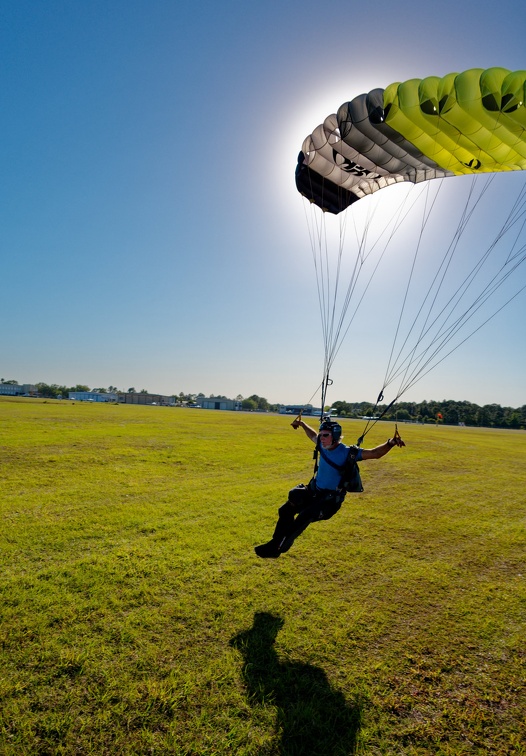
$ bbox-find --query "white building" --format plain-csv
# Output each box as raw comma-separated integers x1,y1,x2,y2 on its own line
0,383,37,396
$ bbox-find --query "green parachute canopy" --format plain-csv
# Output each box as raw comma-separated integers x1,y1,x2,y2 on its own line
296,67,526,214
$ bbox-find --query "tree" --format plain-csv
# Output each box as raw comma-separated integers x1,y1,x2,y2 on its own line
128,387,136,394
36,383,66,398
509,412,522,429
332,400,354,417
247,394,269,411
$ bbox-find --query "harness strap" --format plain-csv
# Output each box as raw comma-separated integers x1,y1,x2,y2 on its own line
318,445,358,473
318,445,345,473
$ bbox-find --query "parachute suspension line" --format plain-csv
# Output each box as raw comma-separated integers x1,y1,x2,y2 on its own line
302,182,434,419
327,204,374,367
317,182,436,443
302,198,331,379
379,174,526,401
302,197,350,408
300,173,352,415
404,181,526,391
301,197,340,412
393,238,526,397
380,176,492,394
401,191,525,387
357,175,526,441
380,175,486,393
323,208,364,375
315,203,376,411
497,179,526,267
320,372,333,418
319,184,428,376
394,176,489,372
356,394,399,446
387,281,526,399
381,180,445,396
323,211,348,380
328,183,431,374
303,174,526,432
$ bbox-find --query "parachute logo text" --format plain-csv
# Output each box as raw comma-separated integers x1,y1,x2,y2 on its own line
333,150,382,178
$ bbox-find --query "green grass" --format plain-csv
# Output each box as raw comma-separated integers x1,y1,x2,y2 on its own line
1,397,525,754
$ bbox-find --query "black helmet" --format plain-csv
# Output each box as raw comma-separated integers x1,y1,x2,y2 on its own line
319,418,342,443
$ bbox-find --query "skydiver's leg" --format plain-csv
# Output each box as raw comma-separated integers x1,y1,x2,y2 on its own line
273,501,296,539
278,501,321,553
271,492,344,554
255,490,319,558
254,501,295,559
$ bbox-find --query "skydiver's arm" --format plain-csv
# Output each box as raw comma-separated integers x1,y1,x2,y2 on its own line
361,435,405,460
291,418,318,443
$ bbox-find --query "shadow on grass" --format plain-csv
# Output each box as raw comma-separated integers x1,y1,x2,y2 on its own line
230,612,361,755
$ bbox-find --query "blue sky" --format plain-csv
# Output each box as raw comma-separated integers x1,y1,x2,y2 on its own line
1,0,525,407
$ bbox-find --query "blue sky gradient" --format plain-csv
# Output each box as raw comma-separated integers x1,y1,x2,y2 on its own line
2,0,525,406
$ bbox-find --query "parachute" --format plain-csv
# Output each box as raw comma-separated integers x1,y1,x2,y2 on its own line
295,68,526,433
296,68,526,214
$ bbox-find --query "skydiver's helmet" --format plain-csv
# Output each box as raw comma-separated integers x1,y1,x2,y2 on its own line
319,418,342,443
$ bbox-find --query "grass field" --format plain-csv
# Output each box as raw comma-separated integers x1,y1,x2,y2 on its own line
1,397,525,755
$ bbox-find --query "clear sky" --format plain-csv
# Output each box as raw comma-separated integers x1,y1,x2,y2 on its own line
2,0,525,408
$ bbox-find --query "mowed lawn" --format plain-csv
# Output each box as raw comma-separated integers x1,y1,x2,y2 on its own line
1,397,525,755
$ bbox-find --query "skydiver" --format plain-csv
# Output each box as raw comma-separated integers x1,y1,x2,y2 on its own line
255,417,405,558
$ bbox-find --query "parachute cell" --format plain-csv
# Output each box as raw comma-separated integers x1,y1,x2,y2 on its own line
296,67,526,214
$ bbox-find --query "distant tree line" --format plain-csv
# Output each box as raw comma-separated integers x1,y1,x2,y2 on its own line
331,398,526,429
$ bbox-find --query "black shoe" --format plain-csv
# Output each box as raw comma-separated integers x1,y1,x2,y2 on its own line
255,541,281,559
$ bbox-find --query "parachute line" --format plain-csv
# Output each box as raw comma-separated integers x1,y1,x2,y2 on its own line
381,176,526,401
301,174,526,420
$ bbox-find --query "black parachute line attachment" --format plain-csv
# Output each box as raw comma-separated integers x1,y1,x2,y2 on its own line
311,371,334,477
320,372,333,418
356,389,396,446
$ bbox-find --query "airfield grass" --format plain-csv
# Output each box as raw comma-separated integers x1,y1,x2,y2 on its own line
0,397,525,755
